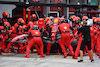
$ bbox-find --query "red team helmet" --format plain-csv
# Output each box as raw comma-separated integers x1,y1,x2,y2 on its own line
31,14,36,18
3,11,8,17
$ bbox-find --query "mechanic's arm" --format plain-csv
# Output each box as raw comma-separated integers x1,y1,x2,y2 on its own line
58,27,61,34
27,32,31,38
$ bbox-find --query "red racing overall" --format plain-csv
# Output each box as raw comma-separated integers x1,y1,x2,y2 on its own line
0,26,4,55
6,23,24,53
90,26,95,51
27,25,40,54
24,29,45,58
59,23,74,58
96,25,100,58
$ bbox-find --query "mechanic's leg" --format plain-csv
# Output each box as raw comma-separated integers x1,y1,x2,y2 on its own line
1,41,7,51
46,43,52,55
0,42,2,55
66,36,74,56
79,50,84,60
85,45,91,60
97,36,100,57
24,39,35,58
31,46,34,53
37,38,45,57
6,42,13,53
19,43,24,54
34,45,40,55
90,50,94,60
60,35,67,58
58,40,67,54
91,37,95,51
73,36,83,59
78,40,85,62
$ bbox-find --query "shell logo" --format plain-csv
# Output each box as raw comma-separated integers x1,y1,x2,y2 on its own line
45,19,47,21
48,21,51,23
18,19,20,22
40,18,43,20
26,14,28,18
35,32,38,34
12,27,14,30
7,24,10,27
90,27,92,30
54,19,58,23
75,33,77,35
64,26,67,29
81,22,83,25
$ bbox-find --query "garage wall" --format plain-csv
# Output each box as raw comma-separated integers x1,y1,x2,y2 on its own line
0,0,24,18
0,0,22,2
70,0,87,4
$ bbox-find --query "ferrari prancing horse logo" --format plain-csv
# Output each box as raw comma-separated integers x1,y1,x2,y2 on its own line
90,27,92,30
54,19,58,23
64,27,67,29
35,32,38,34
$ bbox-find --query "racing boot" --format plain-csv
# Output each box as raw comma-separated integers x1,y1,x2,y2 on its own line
68,51,72,56
46,52,50,55
40,55,45,58
57,49,60,54
64,53,67,58
46,43,52,55
31,50,34,53
19,49,25,54
68,51,75,56
73,56,78,59
24,55,29,58
0,48,2,55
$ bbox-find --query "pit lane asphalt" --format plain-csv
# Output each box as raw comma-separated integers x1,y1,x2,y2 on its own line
0,53,99,67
